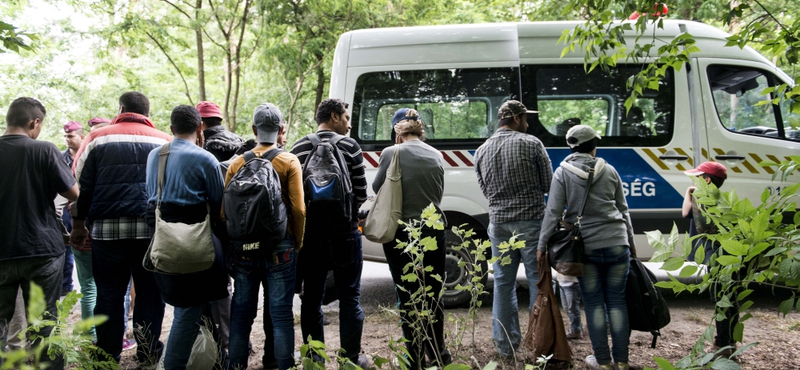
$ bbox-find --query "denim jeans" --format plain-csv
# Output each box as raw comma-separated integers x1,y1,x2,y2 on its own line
558,282,583,334
300,229,364,362
92,238,164,364
62,248,74,294
72,247,97,341
0,253,66,370
163,303,209,370
578,245,630,365
488,219,541,358
228,238,297,370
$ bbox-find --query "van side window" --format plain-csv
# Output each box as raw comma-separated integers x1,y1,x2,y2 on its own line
520,65,675,147
351,68,518,146
707,65,799,141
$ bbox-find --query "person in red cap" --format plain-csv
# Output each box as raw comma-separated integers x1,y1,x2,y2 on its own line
62,121,85,168
681,161,738,360
195,101,244,162
87,117,112,131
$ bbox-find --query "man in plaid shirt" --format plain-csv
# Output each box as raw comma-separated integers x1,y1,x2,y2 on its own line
70,92,171,365
474,100,553,359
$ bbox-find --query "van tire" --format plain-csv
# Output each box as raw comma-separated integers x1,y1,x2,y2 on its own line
441,229,489,308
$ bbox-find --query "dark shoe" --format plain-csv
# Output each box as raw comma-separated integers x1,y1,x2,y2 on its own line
566,330,584,340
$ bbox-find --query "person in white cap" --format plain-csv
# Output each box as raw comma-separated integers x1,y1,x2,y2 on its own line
474,100,553,360
538,124,635,370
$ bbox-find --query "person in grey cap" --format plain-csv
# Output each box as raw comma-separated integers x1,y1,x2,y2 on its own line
473,99,553,359
223,103,306,370
537,125,635,370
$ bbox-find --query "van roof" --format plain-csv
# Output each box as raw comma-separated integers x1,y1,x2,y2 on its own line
339,20,774,67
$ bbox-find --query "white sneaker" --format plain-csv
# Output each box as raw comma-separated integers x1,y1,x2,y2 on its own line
585,355,614,370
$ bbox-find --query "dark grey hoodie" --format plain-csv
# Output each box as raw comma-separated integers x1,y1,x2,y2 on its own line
537,152,635,252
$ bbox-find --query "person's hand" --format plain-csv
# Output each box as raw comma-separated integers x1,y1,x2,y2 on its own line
537,250,545,262
686,186,696,195
70,226,89,249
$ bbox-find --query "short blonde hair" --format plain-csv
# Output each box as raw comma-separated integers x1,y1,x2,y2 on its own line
393,109,425,139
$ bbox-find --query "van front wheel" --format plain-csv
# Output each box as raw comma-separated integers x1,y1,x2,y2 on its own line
441,229,489,308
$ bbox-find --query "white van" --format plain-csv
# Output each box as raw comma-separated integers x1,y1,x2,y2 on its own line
329,21,799,306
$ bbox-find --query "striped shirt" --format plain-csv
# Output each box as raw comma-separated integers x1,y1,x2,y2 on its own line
474,128,553,223
290,130,368,221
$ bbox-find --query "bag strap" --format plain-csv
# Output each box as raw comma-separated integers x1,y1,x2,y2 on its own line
263,148,285,162
156,143,171,205
575,167,595,227
308,133,322,147
242,150,257,163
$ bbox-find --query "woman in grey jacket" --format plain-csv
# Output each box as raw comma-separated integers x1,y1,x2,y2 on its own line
372,108,450,370
537,125,636,370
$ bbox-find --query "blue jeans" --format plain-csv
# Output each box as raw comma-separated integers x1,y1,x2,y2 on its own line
558,282,583,334
578,245,630,365
163,303,209,370
62,248,74,294
488,219,541,358
72,247,97,341
228,239,297,370
92,238,164,364
300,229,364,362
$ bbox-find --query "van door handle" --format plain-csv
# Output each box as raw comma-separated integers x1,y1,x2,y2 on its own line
715,155,746,161
658,155,688,161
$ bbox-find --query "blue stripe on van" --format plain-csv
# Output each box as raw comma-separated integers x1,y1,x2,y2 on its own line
546,148,683,209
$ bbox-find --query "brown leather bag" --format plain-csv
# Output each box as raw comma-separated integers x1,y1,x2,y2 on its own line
523,256,572,365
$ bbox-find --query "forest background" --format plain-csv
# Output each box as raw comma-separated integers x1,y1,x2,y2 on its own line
0,0,797,148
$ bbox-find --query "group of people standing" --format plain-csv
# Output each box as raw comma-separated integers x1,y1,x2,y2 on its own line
0,93,376,370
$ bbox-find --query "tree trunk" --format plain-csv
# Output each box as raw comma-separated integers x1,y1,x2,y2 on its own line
314,54,325,111
196,0,206,101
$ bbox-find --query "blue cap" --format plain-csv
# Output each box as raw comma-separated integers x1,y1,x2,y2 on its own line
390,108,418,142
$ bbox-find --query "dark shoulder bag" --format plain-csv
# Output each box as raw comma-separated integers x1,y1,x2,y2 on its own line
547,168,594,276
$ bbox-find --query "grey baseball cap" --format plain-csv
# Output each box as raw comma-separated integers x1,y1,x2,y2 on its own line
253,103,284,143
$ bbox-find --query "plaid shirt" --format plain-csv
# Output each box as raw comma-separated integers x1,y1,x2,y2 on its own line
474,128,553,223
91,217,150,240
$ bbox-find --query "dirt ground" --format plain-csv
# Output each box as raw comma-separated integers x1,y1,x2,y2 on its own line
113,269,800,370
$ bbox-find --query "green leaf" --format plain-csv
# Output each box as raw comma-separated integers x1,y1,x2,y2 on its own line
679,265,699,277
661,257,685,271
444,364,471,370
737,290,753,302
694,245,706,265
653,356,676,370
720,239,748,256
480,362,498,370
778,297,795,316
715,255,741,266
710,357,742,370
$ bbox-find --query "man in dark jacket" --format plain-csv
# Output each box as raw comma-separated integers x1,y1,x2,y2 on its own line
0,97,79,370
69,92,171,365
196,101,244,162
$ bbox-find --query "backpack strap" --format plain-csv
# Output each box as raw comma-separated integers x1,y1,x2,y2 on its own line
308,133,322,147
329,133,345,147
263,148,285,162
242,150,257,163
156,143,171,205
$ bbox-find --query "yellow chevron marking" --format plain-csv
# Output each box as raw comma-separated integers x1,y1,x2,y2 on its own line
641,148,669,170
740,159,759,174
701,148,709,160
675,148,693,167
749,153,774,174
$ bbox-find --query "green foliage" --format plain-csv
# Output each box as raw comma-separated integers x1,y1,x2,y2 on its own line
646,158,799,369
0,283,116,369
0,20,36,53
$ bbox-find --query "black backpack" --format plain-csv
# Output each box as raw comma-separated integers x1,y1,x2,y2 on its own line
223,149,287,255
301,133,353,233
626,255,671,348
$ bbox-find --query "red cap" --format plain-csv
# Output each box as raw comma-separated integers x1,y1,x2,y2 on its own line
87,117,111,127
63,121,83,133
196,101,223,119
684,162,727,180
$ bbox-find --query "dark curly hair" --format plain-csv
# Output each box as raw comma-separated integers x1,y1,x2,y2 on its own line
5,97,46,128
315,98,349,125
170,105,201,134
